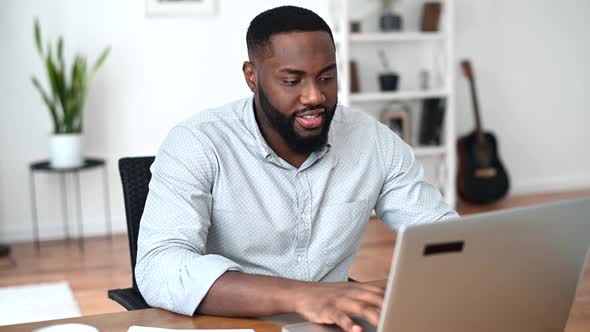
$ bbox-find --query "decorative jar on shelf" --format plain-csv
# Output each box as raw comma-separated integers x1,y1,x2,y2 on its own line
379,0,403,31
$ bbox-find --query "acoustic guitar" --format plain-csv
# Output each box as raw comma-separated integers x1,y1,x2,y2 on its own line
457,60,509,204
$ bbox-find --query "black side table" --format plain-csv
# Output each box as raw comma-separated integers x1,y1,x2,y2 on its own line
29,158,112,252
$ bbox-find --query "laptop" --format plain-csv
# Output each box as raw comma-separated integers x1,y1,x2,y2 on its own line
283,198,590,332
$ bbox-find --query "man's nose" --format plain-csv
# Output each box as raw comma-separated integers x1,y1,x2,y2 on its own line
300,81,326,106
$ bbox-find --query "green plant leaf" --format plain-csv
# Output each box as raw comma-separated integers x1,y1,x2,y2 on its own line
54,66,69,118
45,48,69,133
32,76,59,133
52,44,68,113
34,18,43,56
75,56,87,133
64,98,77,133
45,46,59,98
90,46,110,77
57,36,64,70
63,55,87,133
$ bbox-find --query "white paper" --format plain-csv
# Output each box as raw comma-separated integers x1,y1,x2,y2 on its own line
128,326,255,332
34,324,99,332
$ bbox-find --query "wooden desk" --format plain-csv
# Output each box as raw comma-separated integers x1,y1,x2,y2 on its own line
0,309,283,332
1,298,589,332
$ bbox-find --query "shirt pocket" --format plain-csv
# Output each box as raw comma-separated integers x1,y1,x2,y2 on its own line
316,199,369,268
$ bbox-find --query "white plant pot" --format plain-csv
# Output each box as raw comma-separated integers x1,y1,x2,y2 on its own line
50,134,83,169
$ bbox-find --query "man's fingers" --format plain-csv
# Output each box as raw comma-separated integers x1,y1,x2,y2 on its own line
354,283,386,295
336,298,381,327
347,287,385,308
332,310,361,332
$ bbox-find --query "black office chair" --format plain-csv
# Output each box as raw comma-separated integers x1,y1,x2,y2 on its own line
107,156,155,310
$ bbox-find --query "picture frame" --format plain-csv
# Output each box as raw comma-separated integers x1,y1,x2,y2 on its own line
146,0,217,17
382,109,410,144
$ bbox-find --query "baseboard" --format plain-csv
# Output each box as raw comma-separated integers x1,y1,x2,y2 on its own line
512,174,590,195
0,216,127,243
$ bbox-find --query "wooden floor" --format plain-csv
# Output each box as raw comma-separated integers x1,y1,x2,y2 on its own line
0,189,589,320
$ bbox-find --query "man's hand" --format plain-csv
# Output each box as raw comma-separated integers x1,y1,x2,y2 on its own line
199,273,387,332
293,281,385,332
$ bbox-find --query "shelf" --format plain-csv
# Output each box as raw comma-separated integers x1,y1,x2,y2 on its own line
337,0,456,207
349,90,449,102
336,32,445,44
414,146,446,158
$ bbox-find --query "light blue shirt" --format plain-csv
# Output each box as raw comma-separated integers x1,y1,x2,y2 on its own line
136,96,457,315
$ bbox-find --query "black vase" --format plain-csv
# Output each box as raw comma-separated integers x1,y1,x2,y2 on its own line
379,73,399,91
380,13,403,31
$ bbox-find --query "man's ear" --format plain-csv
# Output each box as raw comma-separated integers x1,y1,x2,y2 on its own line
242,61,257,93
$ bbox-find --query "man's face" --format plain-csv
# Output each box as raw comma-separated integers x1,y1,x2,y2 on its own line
248,31,338,154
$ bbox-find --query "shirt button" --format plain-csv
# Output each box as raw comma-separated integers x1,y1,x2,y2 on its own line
297,256,303,264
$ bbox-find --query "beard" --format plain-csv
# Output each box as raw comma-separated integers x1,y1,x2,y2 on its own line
257,83,337,155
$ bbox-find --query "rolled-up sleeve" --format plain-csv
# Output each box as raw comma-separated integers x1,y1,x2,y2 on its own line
374,126,458,230
135,125,242,316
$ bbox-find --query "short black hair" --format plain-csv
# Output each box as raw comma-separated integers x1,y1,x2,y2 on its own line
246,5,334,61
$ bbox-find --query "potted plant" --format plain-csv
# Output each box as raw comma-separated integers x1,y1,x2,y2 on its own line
377,49,399,91
31,18,110,168
379,0,403,32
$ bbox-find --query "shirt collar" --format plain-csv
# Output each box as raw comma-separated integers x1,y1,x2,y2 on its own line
242,96,274,159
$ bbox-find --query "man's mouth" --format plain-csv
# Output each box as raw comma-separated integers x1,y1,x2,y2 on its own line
295,108,325,129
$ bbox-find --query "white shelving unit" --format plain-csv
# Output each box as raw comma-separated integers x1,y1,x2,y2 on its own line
349,89,449,102
333,0,456,207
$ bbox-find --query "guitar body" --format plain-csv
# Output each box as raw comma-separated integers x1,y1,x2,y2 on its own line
457,131,509,204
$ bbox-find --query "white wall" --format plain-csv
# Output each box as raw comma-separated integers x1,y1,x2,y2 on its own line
454,0,590,194
1,0,589,242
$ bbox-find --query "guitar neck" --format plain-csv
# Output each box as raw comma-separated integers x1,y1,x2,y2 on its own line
467,72,484,139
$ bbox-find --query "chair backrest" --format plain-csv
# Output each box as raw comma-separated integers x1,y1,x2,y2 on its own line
118,156,155,290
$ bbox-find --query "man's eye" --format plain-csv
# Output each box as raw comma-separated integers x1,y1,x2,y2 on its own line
319,76,335,82
281,80,299,86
